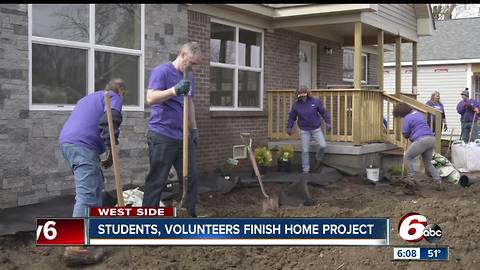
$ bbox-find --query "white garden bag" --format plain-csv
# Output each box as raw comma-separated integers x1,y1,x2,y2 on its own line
466,139,480,172
451,140,468,172
451,139,480,172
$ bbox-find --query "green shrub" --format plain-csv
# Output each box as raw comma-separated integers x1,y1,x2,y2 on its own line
387,165,403,176
254,147,272,166
278,144,294,161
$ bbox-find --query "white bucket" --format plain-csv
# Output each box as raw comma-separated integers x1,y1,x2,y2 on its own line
366,167,380,182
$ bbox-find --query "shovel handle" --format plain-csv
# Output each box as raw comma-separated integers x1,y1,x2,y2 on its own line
468,112,477,144
104,90,124,207
179,65,189,209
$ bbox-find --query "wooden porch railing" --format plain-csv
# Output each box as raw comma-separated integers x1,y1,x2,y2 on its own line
267,89,442,153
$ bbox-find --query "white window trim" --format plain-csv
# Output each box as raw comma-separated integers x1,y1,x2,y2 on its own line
342,49,368,84
28,4,145,111
209,18,264,112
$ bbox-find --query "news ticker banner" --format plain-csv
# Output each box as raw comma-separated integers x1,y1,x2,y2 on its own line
393,247,449,261
36,208,389,246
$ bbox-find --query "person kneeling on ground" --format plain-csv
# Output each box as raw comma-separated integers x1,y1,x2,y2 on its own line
393,102,442,187
58,78,126,266
286,85,331,173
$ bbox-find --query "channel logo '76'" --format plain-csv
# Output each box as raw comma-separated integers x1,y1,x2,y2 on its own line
398,212,442,243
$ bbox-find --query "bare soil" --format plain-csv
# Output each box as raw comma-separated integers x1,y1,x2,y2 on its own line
1,174,479,270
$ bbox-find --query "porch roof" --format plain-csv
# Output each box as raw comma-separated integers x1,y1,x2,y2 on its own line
189,4,434,46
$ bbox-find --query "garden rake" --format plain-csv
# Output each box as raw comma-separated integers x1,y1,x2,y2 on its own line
240,132,279,212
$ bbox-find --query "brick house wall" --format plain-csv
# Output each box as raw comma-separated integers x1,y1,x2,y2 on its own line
187,10,347,174
0,4,378,208
368,54,378,85
0,4,189,208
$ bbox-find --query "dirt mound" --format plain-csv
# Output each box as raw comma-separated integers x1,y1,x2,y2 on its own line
1,175,479,270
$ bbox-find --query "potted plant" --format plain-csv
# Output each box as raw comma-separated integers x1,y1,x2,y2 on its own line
277,145,294,173
254,147,272,175
220,158,238,180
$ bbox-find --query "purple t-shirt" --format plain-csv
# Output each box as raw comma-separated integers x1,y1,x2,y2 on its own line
147,62,195,140
287,97,331,131
59,91,123,154
425,100,445,114
402,110,434,142
425,100,445,127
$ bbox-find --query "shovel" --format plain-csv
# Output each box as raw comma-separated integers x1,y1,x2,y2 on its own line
179,65,190,211
240,133,279,212
104,90,125,207
468,112,477,144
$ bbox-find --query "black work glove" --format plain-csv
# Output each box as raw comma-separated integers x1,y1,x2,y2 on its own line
101,146,113,169
443,123,448,132
190,128,198,147
173,80,191,96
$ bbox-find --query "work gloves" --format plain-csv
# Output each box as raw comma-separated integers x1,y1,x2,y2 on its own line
172,79,191,96
101,146,113,169
190,128,198,147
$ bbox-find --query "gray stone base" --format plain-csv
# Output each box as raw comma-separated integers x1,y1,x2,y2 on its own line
269,140,399,173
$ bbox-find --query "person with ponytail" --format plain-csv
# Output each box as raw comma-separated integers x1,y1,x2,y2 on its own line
393,102,442,186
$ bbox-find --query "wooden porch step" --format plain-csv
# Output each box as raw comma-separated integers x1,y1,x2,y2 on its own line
380,147,405,156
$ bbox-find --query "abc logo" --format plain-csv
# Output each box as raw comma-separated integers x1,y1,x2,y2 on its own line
398,212,442,243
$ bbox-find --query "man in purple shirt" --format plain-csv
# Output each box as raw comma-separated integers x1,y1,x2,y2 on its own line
287,86,331,173
456,89,480,143
393,102,441,186
59,78,126,265
142,42,202,217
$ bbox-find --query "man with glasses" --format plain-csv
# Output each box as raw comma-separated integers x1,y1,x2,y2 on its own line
142,42,202,217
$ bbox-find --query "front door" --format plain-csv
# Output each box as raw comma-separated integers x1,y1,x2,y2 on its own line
298,41,317,89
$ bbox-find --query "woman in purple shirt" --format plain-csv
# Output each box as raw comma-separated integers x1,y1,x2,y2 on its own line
287,86,331,173
425,91,447,133
393,102,441,185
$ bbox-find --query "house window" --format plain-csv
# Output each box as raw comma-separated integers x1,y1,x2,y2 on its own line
29,4,144,110
342,49,367,84
210,20,263,111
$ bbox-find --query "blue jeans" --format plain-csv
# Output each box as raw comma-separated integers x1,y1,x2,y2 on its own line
142,131,197,216
460,121,479,143
61,143,103,217
300,127,327,172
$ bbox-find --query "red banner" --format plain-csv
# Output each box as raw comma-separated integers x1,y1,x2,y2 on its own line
36,218,85,245
89,207,175,217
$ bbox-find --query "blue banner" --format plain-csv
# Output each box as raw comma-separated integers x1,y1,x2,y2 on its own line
419,247,449,260
88,218,389,246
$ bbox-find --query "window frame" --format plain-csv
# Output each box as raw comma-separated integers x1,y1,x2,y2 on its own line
209,18,264,112
342,49,368,84
28,4,145,111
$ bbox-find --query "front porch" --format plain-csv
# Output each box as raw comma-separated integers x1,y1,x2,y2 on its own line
266,88,444,173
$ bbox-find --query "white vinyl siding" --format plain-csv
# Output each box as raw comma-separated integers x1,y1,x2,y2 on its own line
377,4,417,32
361,4,418,42
384,64,468,138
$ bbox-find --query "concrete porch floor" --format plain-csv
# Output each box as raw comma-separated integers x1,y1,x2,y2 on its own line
268,140,399,155
268,140,400,172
